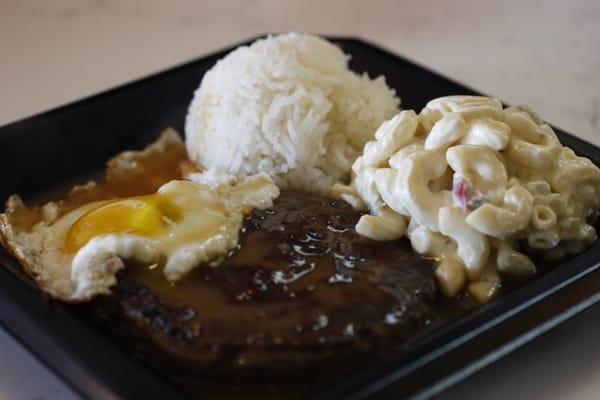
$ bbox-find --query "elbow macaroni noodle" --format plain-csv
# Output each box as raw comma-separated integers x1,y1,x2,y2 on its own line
334,96,600,302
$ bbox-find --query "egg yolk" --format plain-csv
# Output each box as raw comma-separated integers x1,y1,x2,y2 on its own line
64,194,182,253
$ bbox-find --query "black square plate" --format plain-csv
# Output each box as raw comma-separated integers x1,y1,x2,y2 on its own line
1,36,599,399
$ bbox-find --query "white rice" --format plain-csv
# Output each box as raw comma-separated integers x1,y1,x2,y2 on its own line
185,33,400,192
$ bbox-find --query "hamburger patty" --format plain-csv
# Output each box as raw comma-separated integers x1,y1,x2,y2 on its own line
88,191,437,381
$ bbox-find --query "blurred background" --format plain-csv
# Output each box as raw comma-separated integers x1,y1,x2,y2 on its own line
2,0,599,143
0,0,598,399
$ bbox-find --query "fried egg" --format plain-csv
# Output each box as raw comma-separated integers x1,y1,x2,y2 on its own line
1,174,279,301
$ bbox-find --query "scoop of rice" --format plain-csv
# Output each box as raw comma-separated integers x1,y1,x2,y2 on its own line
185,33,400,192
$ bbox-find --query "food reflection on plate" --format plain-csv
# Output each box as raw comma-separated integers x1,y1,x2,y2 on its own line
1,33,599,384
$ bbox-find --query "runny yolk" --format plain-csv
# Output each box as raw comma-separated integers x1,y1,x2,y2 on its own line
63,194,182,254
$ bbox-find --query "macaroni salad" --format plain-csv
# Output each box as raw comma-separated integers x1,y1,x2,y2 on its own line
333,96,600,302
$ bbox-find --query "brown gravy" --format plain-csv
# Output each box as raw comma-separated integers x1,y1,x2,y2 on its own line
123,191,437,348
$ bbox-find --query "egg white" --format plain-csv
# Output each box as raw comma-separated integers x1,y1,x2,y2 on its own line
3,174,278,301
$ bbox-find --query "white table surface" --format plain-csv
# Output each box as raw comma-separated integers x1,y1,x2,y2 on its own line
0,1,599,399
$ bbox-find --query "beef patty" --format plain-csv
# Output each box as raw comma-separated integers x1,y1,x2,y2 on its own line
88,191,437,381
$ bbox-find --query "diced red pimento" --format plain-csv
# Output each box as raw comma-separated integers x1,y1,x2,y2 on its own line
452,174,488,212
453,174,471,212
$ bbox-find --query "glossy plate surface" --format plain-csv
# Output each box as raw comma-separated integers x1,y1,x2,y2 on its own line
0,36,599,399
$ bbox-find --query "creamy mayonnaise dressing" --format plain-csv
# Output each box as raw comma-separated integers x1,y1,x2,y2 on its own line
334,96,600,302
